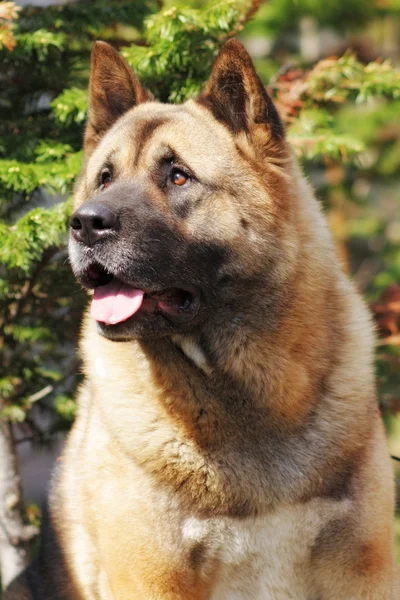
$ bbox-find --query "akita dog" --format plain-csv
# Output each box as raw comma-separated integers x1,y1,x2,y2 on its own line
5,39,399,600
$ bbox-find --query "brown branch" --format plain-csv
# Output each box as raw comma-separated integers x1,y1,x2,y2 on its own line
7,247,55,324
225,0,264,39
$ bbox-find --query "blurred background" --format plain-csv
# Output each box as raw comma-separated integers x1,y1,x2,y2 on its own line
0,0,399,585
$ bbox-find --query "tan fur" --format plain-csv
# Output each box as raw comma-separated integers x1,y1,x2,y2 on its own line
5,39,399,600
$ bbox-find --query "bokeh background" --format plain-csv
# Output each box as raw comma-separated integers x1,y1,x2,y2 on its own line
0,0,399,585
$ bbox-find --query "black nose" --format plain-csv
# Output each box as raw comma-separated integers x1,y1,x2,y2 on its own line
70,201,119,246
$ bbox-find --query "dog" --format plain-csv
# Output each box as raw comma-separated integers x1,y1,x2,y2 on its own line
5,39,399,599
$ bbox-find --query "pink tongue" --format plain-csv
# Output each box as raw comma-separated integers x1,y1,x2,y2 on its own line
91,279,144,325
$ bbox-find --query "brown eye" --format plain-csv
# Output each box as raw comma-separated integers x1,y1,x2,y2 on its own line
171,169,190,186
100,169,112,190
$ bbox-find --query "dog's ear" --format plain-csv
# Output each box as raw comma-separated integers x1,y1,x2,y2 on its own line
198,39,284,141
84,41,153,156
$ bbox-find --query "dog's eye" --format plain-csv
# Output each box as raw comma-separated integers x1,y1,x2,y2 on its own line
171,169,190,187
100,169,112,191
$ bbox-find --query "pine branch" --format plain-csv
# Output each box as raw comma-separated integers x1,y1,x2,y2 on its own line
272,53,400,162
0,151,82,198
225,0,263,39
10,29,66,57
18,0,156,38
0,199,72,272
122,0,263,102
51,88,88,126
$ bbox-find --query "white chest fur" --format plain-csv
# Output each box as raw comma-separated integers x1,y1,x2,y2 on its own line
182,499,349,600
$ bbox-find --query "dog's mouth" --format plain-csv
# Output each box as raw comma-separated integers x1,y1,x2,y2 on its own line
82,262,199,326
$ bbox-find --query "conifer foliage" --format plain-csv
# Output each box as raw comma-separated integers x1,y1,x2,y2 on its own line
0,0,400,586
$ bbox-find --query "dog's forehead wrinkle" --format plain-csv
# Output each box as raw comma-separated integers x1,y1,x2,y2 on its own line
82,105,253,199
131,114,193,170
84,103,172,171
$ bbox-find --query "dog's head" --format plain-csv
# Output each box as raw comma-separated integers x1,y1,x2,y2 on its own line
70,40,297,341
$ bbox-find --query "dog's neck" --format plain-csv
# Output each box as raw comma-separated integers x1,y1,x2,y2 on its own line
81,264,375,516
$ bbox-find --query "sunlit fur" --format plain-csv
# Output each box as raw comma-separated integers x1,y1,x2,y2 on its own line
5,40,399,600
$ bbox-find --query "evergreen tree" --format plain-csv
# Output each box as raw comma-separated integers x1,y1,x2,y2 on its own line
0,0,399,586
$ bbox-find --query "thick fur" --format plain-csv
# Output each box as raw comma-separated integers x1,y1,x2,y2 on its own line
5,40,399,599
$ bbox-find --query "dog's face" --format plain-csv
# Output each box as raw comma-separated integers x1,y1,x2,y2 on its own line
70,40,296,341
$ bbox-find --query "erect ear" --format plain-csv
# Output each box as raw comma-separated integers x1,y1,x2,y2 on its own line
84,41,154,156
197,39,284,141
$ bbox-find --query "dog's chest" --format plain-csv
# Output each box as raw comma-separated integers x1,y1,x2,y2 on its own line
183,505,322,600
